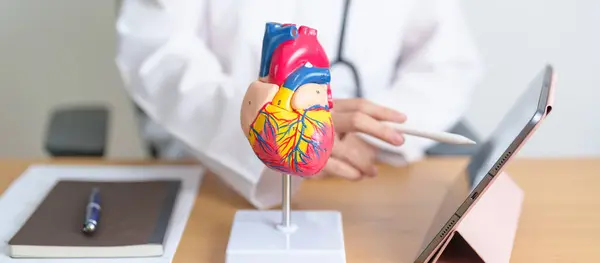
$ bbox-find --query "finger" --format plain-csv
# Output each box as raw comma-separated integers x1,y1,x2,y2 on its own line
333,99,406,123
334,112,405,145
345,134,378,175
323,158,363,181
332,137,377,177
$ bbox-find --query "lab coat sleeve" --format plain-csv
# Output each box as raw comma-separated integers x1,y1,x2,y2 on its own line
114,0,300,209
361,0,484,166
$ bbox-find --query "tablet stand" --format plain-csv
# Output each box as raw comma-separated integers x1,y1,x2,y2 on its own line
430,172,524,263
225,174,346,263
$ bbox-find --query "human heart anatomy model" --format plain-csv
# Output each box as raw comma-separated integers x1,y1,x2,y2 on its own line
240,22,335,177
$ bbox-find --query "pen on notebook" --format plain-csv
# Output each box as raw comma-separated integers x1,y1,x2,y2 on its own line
383,122,476,145
82,187,101,235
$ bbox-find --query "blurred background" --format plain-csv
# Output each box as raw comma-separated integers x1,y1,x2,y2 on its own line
0,0,597,158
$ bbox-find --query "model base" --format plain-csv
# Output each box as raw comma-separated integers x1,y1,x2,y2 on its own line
225,210,346,263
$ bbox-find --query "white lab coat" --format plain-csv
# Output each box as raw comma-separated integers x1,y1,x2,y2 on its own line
115,0,483,209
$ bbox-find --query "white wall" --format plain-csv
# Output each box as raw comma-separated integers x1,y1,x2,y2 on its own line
0,0,145,158
0,0,598,158
462,0,600,157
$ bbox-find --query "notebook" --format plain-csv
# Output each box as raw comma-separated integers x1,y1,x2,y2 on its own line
7,179,181,258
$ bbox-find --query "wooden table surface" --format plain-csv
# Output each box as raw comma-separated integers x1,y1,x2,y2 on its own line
1,157,599,262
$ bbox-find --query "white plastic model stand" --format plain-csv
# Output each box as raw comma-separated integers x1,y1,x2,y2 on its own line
225,174,346,263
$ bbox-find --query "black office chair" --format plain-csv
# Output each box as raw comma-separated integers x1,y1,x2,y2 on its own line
43,105,480,158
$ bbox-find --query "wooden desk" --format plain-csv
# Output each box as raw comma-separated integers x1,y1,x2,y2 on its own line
1,158,599,262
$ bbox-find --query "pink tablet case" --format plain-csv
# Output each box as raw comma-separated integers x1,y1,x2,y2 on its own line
428,66,554,263
430,172,523,263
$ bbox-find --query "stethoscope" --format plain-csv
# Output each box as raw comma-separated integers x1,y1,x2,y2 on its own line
331,0,363,98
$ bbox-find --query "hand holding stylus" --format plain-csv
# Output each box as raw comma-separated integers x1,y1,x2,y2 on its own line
320,98,476,180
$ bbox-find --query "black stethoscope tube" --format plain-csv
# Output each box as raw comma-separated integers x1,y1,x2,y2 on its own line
332,0,363,98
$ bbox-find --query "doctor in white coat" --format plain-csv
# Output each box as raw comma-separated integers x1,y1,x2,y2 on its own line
115,0,483,209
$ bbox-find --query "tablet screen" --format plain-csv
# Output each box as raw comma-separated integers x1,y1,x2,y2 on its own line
416,66,552,259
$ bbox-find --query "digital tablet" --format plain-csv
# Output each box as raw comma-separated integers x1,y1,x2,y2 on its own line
414,65,556,263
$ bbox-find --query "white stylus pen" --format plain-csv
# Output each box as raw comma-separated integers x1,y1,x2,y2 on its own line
383,122,477,145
